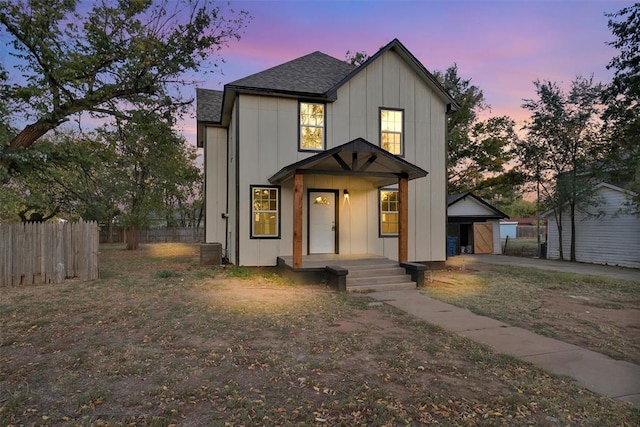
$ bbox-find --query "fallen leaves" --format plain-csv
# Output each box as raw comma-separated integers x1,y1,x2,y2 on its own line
1,244,638,426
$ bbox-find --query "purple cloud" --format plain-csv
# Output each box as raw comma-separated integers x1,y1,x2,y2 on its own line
190,0,620,145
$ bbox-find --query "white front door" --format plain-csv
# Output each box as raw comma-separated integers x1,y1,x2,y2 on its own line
309,191,336,254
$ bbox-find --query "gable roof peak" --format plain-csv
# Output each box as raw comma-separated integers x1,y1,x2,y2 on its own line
327,38,459,111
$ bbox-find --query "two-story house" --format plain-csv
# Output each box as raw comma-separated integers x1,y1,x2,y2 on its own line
197,39,458,287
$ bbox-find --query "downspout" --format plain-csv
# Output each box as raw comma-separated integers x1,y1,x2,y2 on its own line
235,96,241,265
201,124,207,244
224,121,230,264
444,103,454,260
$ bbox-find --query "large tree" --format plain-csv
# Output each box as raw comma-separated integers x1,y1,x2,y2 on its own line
602,3,640,210
434,65,520,195
0,130,108,222
0,120,201,247
0,0,249,180
517,76,605,261
98,110,200,250
345,50,369,67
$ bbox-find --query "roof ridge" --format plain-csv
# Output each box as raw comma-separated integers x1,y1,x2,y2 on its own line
225,50,355,96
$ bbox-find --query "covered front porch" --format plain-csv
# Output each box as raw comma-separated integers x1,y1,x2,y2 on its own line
269,138,428,270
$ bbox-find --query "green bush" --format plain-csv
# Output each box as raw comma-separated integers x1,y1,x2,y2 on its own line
155,270,182,279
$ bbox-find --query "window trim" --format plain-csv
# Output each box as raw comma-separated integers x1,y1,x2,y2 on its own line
379,188,399,237
250,185,281,239
299,101,326,152
379,107,404,157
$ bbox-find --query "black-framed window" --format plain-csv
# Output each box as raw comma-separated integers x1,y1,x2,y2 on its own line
380,189,399,236
380,108,403,155
250,185,281,238
299,101,325,151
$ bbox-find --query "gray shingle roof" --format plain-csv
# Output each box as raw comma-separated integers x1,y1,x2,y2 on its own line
196,88,223,123
196,39,458,127
227,51,355,95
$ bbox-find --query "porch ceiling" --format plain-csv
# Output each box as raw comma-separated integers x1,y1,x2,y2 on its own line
268,138,428,187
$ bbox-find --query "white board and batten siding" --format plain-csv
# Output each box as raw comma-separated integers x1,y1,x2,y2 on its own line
488,219,502,255
206,49,448,266
337,49,447,263
204,126,228,247
546,184,640,269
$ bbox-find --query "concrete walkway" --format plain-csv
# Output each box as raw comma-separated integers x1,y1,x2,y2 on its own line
368,289,640,408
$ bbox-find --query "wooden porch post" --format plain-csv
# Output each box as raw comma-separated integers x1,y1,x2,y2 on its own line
293,173,303,268
398,176,408,263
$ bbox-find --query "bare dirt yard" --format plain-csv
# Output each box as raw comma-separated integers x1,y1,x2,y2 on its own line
1,243,638,426
423,263,640,365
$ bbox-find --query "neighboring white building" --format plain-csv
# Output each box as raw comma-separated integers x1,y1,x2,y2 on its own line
197,39,458,267
447,193,509,255
545,182,640,269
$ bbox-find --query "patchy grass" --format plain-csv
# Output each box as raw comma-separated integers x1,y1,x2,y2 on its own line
0,243,638,426
225,264,253,279
424,265,640,363
154,269,182,279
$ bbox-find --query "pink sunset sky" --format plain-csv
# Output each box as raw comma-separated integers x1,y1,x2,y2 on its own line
183,0,628,147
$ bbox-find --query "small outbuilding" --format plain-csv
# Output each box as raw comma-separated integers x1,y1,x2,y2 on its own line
447,193,509,255
499,221,518,239
545,182,639,269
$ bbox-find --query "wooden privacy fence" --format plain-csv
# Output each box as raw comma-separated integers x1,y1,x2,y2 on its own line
100,227,204,244
0,220,99,287
517,225,546,239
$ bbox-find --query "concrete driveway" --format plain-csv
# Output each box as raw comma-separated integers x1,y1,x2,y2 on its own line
447,254,640,282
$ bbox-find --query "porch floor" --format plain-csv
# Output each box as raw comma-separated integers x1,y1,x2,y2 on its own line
278,253,391,270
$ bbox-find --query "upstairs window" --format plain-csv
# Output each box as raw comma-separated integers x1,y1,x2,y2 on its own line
380,189,399,236
251,186,280,238
380,108,403,155
300,102,325,151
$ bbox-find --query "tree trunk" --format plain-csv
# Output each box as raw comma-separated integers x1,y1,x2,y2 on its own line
107,215,114,243
1,122,57,184
196,202,204,229
126,223,139,250
557,210,564,261
11,123,54,149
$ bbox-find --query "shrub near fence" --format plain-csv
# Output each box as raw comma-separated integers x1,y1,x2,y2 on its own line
0,220,99,287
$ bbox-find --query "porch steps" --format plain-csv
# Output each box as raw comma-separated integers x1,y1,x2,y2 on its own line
342,262,416,292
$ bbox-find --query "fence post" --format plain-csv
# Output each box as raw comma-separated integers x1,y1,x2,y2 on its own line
91,221,99,280
12,223,21,286
0,225,10,286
